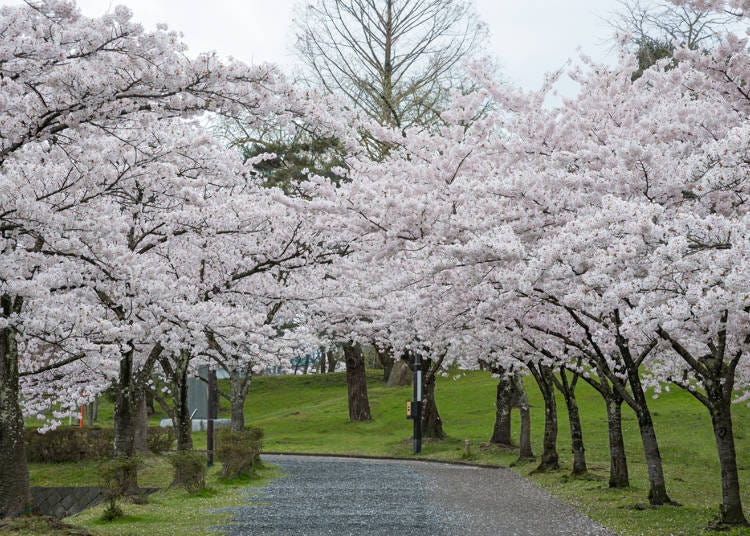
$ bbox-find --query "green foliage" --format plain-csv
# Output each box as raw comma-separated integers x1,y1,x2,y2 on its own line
215,428,263,479
24,426,174,463
97,456,142,522
243,134,348,194
632,38,675,80
25,427,113,463
146,427,174,454
168,451,206,494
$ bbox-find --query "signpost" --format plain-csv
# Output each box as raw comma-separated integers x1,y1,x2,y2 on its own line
206,368,217,467
405,352,423,454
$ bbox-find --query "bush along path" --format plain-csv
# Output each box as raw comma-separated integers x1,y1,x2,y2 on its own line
223,455,615,536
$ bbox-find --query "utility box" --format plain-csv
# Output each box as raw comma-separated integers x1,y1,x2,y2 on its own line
406,401,415,420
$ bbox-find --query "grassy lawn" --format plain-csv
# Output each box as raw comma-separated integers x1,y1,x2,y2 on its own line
23,368,750,535
67,463,279,536
242,369,750,536
20,457,278,536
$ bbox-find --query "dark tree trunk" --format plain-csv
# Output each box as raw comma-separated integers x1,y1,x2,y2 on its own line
133,391,149,454
554,368,587,475
709,393,748,525
565,392,586,475
113,349,138,490
319,346,327,374
229,367,251,433
658,321,748,525
113,343,162,490
529,363,559,472
489,372,513,446
514,373,534,460
145,388,155,416
634,403,672,505
620,357,672,505
172,356,193,451
606,393,629,488
0,320,31,518
376,346,395,383
421,358,445,439
344,342,371,422
327,350,338,374
612,315,672,505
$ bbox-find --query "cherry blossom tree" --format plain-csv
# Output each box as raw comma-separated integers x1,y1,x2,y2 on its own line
0,0,300,512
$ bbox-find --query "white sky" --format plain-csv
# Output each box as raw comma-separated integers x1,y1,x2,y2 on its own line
1,0,625,95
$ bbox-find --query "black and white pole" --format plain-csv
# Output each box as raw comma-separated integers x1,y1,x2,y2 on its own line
206,368,217,467
413,352,422,454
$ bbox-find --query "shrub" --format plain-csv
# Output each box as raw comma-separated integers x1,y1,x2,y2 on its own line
24,427,114,463
25,426,175,462
98,456,142,521
146,426,174,454
169,450,206,493
216,428,263,480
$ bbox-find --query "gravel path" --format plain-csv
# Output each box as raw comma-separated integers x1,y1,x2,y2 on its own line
222,454,617,536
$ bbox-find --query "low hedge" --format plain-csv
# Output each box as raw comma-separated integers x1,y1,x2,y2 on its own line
25,426,175,462
215,427,263,479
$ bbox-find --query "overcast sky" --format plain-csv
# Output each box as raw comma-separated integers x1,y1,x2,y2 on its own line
1,0,625,95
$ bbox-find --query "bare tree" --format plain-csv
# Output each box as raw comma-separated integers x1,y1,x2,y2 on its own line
611,0,739,77
613,0,734,51
293,0,488,131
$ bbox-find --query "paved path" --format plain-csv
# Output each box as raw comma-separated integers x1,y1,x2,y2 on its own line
222,454,616,536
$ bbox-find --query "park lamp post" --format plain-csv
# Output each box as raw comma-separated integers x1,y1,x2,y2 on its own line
206,367,217,467
406,351,423,454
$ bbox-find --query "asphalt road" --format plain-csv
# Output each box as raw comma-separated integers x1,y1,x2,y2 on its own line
222,454,617,536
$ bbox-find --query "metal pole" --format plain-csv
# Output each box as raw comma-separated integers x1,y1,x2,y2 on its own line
207,368,216,467
413,352,422,454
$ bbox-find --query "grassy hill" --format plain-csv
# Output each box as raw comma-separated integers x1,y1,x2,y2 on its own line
240,369,750,536
27,368,750,535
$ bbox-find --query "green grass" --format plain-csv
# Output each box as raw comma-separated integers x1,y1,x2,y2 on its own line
29,455,174,489
65,462,279,536
242,369,750,536
25,369,750,535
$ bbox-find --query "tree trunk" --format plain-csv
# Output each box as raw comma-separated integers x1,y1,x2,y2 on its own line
113,350,138,490
489,373,513,446
85,399,99,426
708,387,748,525
657,319,746,523
421,359,445,439
555,369,587,475
172,359,193,451
229,368,251,433
514,374,534,460
319,346,327,374
327,350,337,373
145,389,155,416
634,405,672,505
613,319,671,505
530,363,559,472
377,346,395,383
624,367,673,505
606,393,629,488
0,323,31,518
344,342,371,422
564,391,587,475
133,392,149,454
